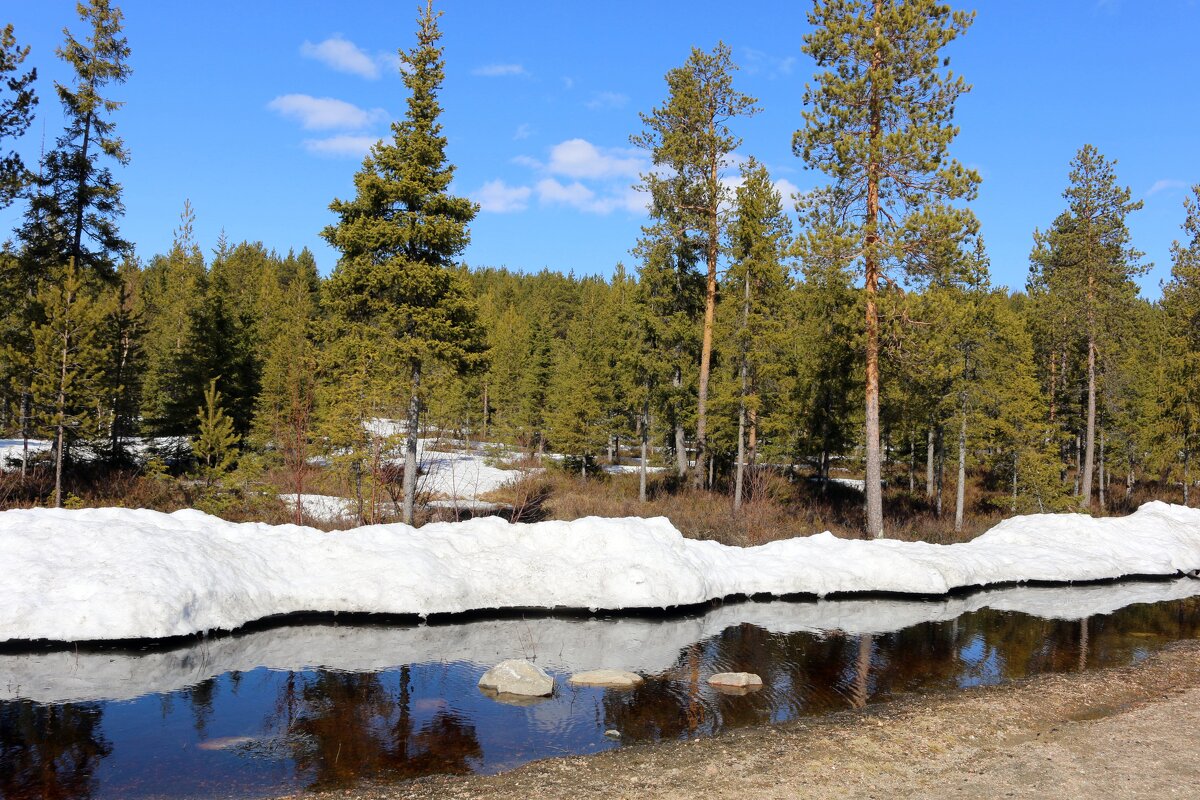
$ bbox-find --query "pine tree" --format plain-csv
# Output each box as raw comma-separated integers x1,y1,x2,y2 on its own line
725,159,793,509
0,23,38,209
1158,186,1200,504
141,201,208,440
25,261,113,506
632,43,758,488
21,0,131,279
545,286,610,477
321,0,486,525
794,0,979,537
792,195,862,489
1029,145,1147,510
193,378,238,487
635,223,704,479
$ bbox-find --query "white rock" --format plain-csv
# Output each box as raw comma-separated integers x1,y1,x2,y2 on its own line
478,659,554,697
568,669,644,688
707,671,763,689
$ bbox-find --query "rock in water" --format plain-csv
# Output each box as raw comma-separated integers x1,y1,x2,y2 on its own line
478,659,554,697
568,669,644,689
707,672,763,690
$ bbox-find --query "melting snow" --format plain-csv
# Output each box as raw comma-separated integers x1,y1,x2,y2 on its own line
0,502,1198,643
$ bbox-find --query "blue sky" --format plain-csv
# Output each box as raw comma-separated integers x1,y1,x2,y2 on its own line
3,1,1197,297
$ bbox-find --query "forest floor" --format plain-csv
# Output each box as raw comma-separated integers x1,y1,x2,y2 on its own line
279,638,1200,800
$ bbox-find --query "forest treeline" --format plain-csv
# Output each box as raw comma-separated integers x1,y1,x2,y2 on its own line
0,1,1196,536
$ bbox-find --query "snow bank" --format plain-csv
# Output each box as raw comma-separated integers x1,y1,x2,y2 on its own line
1,502,1198,643
0,438,51,469
4,578,1196,705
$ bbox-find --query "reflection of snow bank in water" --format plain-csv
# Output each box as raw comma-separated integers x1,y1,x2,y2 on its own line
3,578,1196,705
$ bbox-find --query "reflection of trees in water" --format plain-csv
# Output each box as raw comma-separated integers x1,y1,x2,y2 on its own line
600,595,1200,744
184,676,217,737
0,701,112,800
268,666,482,790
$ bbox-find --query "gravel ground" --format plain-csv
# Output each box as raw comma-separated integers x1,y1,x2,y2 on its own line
276,639,1200,800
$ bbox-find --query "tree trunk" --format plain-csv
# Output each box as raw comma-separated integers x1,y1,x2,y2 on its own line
71,112,93,269
908,432,916,492
673,367,688,479
863,0,885,539
1080,317,1097,510
481,382,489,441
1012,453,1019,512
54,309,71,509
954,397,967,534
935,425,944,518
20,390,29,481
734,267,751,512
748,408,758,464
926,426,935,500
1098,428,1106,510
401,361,422,526
639,401,648,504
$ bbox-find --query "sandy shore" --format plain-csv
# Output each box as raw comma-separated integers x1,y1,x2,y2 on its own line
277,639,1200,800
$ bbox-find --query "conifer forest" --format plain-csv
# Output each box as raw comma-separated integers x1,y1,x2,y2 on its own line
1,0,1197,543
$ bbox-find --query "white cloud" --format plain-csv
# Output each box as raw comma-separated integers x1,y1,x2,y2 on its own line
535,178,647,215
513,123,533,141
562,76,575,90
774,178,801,202
1146,178,1187,198
585,91,628,110
546,138,645,179
267,94,386,130
301,35,380,79
472,63,528,77
474,179,532,213
302,135,377,157
743,47,798,79
536,178,596,208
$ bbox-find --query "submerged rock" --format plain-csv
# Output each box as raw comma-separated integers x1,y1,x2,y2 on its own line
478,659,554,697
568,669,644,689
707,672,763,690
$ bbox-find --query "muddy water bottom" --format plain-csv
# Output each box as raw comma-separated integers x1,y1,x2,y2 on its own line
2,579,1200,799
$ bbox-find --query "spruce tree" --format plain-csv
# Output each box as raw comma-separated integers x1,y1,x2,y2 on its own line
725,159,793,509
1159,186,1200,504
0,23,38,210
635,223,703,479
21,0,131,279
632,43,758,488
321,0,486,525
794,0,979,538
25,261,113,506
193,378,238,487
1029,145,1147,510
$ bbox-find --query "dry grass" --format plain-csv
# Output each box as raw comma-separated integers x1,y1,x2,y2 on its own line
484,463,1011,546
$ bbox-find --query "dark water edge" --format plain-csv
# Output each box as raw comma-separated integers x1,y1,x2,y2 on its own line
2,578,1199,800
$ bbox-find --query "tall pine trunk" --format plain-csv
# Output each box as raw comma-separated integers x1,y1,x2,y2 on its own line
954,395,967,534
1080,282,1097,509
1098,428,1106,510
926,426,935,499
862,0,885,538
639,400,649,503
672,366,687,479
53,301,72,509
734,267,751,512
401,361,422,526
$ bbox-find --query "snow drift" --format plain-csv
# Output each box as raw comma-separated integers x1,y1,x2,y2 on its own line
1,501,1198,643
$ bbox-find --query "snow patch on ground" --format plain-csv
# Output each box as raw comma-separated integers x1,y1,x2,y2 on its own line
1,502,1199,643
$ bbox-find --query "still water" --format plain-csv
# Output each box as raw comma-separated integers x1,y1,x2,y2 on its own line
3,578,1200,799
